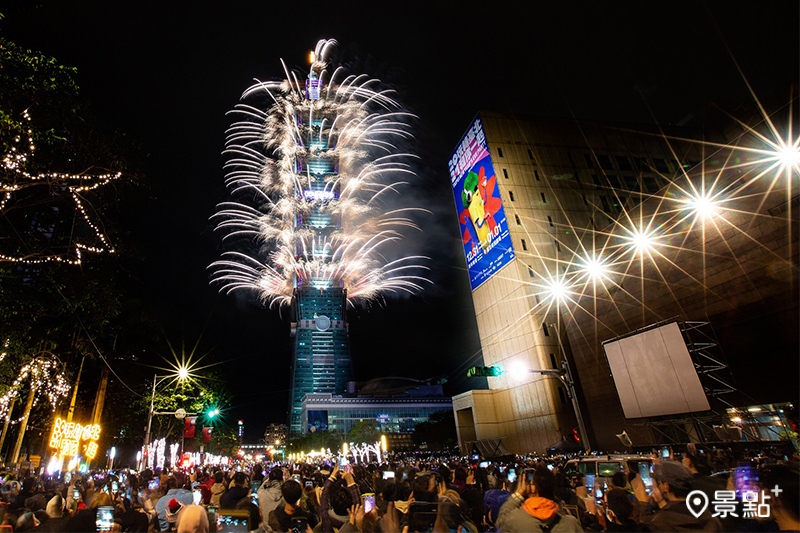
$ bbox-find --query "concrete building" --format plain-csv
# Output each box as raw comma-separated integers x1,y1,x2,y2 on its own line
450,112,706,454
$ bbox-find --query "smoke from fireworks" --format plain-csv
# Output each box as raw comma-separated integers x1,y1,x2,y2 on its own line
210,39,429,307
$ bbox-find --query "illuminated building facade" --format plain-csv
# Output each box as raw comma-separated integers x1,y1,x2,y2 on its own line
301,378,452,437
451,112,705,453
288,68,354,435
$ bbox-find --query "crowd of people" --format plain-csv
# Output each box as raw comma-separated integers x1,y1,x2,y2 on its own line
0,448,796,532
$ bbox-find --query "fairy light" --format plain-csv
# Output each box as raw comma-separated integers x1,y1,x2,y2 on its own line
0,356,70,424
0,111,119,265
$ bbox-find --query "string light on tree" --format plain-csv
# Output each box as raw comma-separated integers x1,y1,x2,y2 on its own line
0,111,120,265
0,355,70,424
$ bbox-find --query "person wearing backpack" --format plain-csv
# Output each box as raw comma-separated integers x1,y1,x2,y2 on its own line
497,466,583,533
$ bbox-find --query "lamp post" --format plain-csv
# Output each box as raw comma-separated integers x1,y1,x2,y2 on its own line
143,369,190,453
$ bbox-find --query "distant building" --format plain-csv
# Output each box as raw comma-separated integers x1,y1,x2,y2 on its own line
264,423,288,446
300,377,452,444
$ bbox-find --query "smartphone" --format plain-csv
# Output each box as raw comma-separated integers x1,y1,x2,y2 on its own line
734,466,759,498
96,506,114,531
193,490,202,505
401,471,408,481
546,464,554,471
339,456,348,468
638,463,653,494
363,493,375,514
382,471,395,480
507,468,517,483
524,469,535,484
584,473,596,489
291,516,308,533
64,472,72,484
661,447,670,459
148,479,159,490
73,488,80,500
471,454,480,461
595,481,604,501
479,461,489,468
111,481,119,493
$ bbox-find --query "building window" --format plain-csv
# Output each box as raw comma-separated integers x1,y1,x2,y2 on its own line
554,240,561,252
547,215,554,227
596,154,614,170
615,155,633,171
521,239,528,251
503,168,509,179
528,266,535,278
584,154,594,168
534,170,541,181
549,353,557,368
527,149,534,160
509,190,515,202
535,294,540,304
654,158,669,173
582,195,588,206
558,388,567,404
600,196,611,213
498,147,504,158
592,174,601,187
543,323,550,337
541,192,547,203
515,214,521,225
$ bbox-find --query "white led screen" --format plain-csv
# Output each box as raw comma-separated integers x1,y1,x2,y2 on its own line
603,322,710,419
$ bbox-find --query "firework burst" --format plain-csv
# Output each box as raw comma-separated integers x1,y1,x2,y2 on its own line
210,39,429,307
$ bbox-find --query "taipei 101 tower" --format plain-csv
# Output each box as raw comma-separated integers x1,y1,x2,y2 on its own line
211,40,427,434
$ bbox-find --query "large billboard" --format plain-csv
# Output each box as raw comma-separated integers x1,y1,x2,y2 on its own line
603,322,710,419
449,114,515,290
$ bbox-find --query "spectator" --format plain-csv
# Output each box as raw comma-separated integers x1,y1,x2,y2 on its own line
647,461,722,532
177,504,209,533
222,472,250,509
210,472,226,508
319,464,360,533
604,488,638,532
258,467,284,523
156,477,193,531
497,467,583,532
268,479,318,532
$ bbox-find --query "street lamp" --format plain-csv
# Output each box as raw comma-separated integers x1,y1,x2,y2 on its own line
143,368,190,453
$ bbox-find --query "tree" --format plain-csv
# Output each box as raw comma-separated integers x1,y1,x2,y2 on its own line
0,37,140,451
348,420,380,444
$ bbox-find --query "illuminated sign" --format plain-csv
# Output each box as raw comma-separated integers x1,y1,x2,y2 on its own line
303,189,335,201
449,114,515,290
49,418,101,459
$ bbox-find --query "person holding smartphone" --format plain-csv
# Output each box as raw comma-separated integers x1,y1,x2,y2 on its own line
317,462,360,533
267,479,318,532
496,466,582,532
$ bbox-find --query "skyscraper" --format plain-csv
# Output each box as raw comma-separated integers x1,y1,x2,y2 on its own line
211,40,424,436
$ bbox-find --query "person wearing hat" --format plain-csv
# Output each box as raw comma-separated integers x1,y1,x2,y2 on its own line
648,460,723,532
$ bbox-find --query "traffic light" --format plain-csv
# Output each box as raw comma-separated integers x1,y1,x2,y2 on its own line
467,366,504,377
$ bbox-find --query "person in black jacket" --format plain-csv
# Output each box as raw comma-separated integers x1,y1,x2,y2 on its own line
268,480,318,532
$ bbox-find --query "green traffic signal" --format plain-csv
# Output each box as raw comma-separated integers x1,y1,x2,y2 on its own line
467,366,504,377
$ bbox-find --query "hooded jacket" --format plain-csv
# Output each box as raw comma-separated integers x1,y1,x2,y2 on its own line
258,479,283,525
497,493,583,533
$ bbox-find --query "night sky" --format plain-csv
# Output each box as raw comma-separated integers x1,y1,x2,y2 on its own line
3,2,798,442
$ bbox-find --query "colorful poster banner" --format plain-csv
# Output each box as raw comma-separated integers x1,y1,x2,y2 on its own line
449,114,515,290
